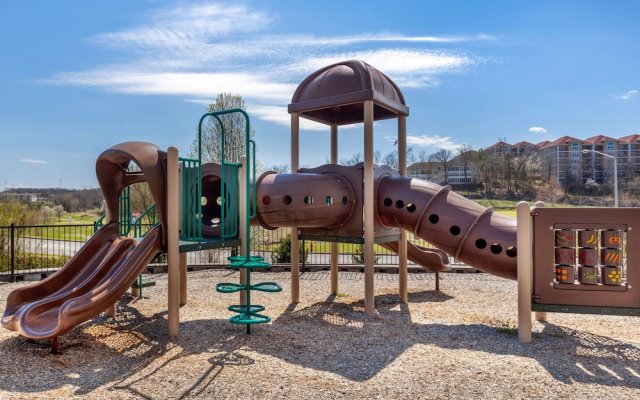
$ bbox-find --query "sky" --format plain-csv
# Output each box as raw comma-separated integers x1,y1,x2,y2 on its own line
0,0,639,189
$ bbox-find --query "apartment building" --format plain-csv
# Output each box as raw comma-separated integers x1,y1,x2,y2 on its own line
494,134,640,185
407,150,478,185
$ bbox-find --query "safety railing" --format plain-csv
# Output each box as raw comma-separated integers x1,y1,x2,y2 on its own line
220,162,240,238
119,186,131,236
93,186,131,235
180,157,202,241
133,203,159,238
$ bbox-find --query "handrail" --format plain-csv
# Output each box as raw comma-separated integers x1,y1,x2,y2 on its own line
249,139,257,219
133,203,158,238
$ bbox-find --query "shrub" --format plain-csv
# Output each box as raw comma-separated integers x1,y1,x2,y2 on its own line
351,244,379,264
270,235,308,264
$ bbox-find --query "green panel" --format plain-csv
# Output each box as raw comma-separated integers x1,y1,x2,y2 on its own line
216,282,247,293
230,313,271,325
250,282,282,293
228,304,265,314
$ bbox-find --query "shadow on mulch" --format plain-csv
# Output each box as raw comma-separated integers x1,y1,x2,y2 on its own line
0,291,638,398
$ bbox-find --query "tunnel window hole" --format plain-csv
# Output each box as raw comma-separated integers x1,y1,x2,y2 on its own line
475,239,487,249
283,195,292,205
428,214,439,224
395,200,404,209
304,195,314,205
201,197,208,206
262,195,271,205
490,243,503,255
384,198,393,207
450,226,461,236
342,196,349,205
406,203,416,213
506,246,517,258
325,196,333,206
216,196,222,206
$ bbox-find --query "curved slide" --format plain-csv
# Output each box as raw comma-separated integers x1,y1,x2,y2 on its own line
379,241,451,272
2,223,162,340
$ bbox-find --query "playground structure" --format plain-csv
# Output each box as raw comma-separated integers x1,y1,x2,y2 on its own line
1,60,637,350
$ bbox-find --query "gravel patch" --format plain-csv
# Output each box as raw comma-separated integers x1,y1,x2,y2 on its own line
0,270,639,399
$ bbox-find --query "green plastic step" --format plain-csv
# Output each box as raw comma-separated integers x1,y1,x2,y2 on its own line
228,304,265,314
230,260,271,270
230,313,271,325
227,255,265,263
250,282,282,293
215,282,246,293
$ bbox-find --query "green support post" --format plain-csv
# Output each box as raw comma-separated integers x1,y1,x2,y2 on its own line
206,110,281,333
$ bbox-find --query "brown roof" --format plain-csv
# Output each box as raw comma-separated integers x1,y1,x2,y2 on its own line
582,135,618,145
288,60,408,126
618,134,640,144
513,141,536,148
539,136,582,149
536,140,550,148
484,141,511,151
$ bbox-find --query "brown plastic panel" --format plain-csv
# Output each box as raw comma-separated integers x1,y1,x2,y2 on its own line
532,208,640,308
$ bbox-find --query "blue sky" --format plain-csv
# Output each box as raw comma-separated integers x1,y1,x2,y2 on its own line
1,0,638,189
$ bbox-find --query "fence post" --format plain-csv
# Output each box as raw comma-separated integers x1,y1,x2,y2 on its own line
301,239,306,272
10,223,15,282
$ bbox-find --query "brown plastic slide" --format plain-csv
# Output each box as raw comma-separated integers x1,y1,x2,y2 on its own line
3,141,167,340
2,223,162,339
378,241,450,272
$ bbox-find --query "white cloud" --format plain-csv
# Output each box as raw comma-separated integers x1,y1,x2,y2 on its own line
387,134,461,151
614,89,638,100
44,2,491,128
529,126,547,134
19,158,49,165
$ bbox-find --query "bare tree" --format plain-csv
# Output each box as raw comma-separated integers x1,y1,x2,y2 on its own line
191,93,254,163
431,149,453,184
340,153,363,166
457,144,474,193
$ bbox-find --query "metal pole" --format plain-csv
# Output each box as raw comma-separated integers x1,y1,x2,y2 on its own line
614,157,618,207
516,201,532,343
238,156,248,306
363,100,375,316
330,124,339,295
167,146,180,338
398,115,408,303
290,113,300,303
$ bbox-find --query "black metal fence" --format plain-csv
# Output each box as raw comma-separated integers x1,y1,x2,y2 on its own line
1,223,460,281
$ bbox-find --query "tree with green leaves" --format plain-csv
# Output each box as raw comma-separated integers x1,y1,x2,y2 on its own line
191,93,255,163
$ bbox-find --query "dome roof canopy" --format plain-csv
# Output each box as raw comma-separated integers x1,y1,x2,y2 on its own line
288,60,408,126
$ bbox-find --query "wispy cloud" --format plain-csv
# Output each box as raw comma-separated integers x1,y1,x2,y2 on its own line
45,1,493,128
614,89,638,100
18,158,49,165
386,134,461,151
529,126,547,133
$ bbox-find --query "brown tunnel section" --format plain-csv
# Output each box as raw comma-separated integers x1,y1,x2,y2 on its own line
254,172,356,230
376,176,517,280
96,141,168,244
199,163,224,237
